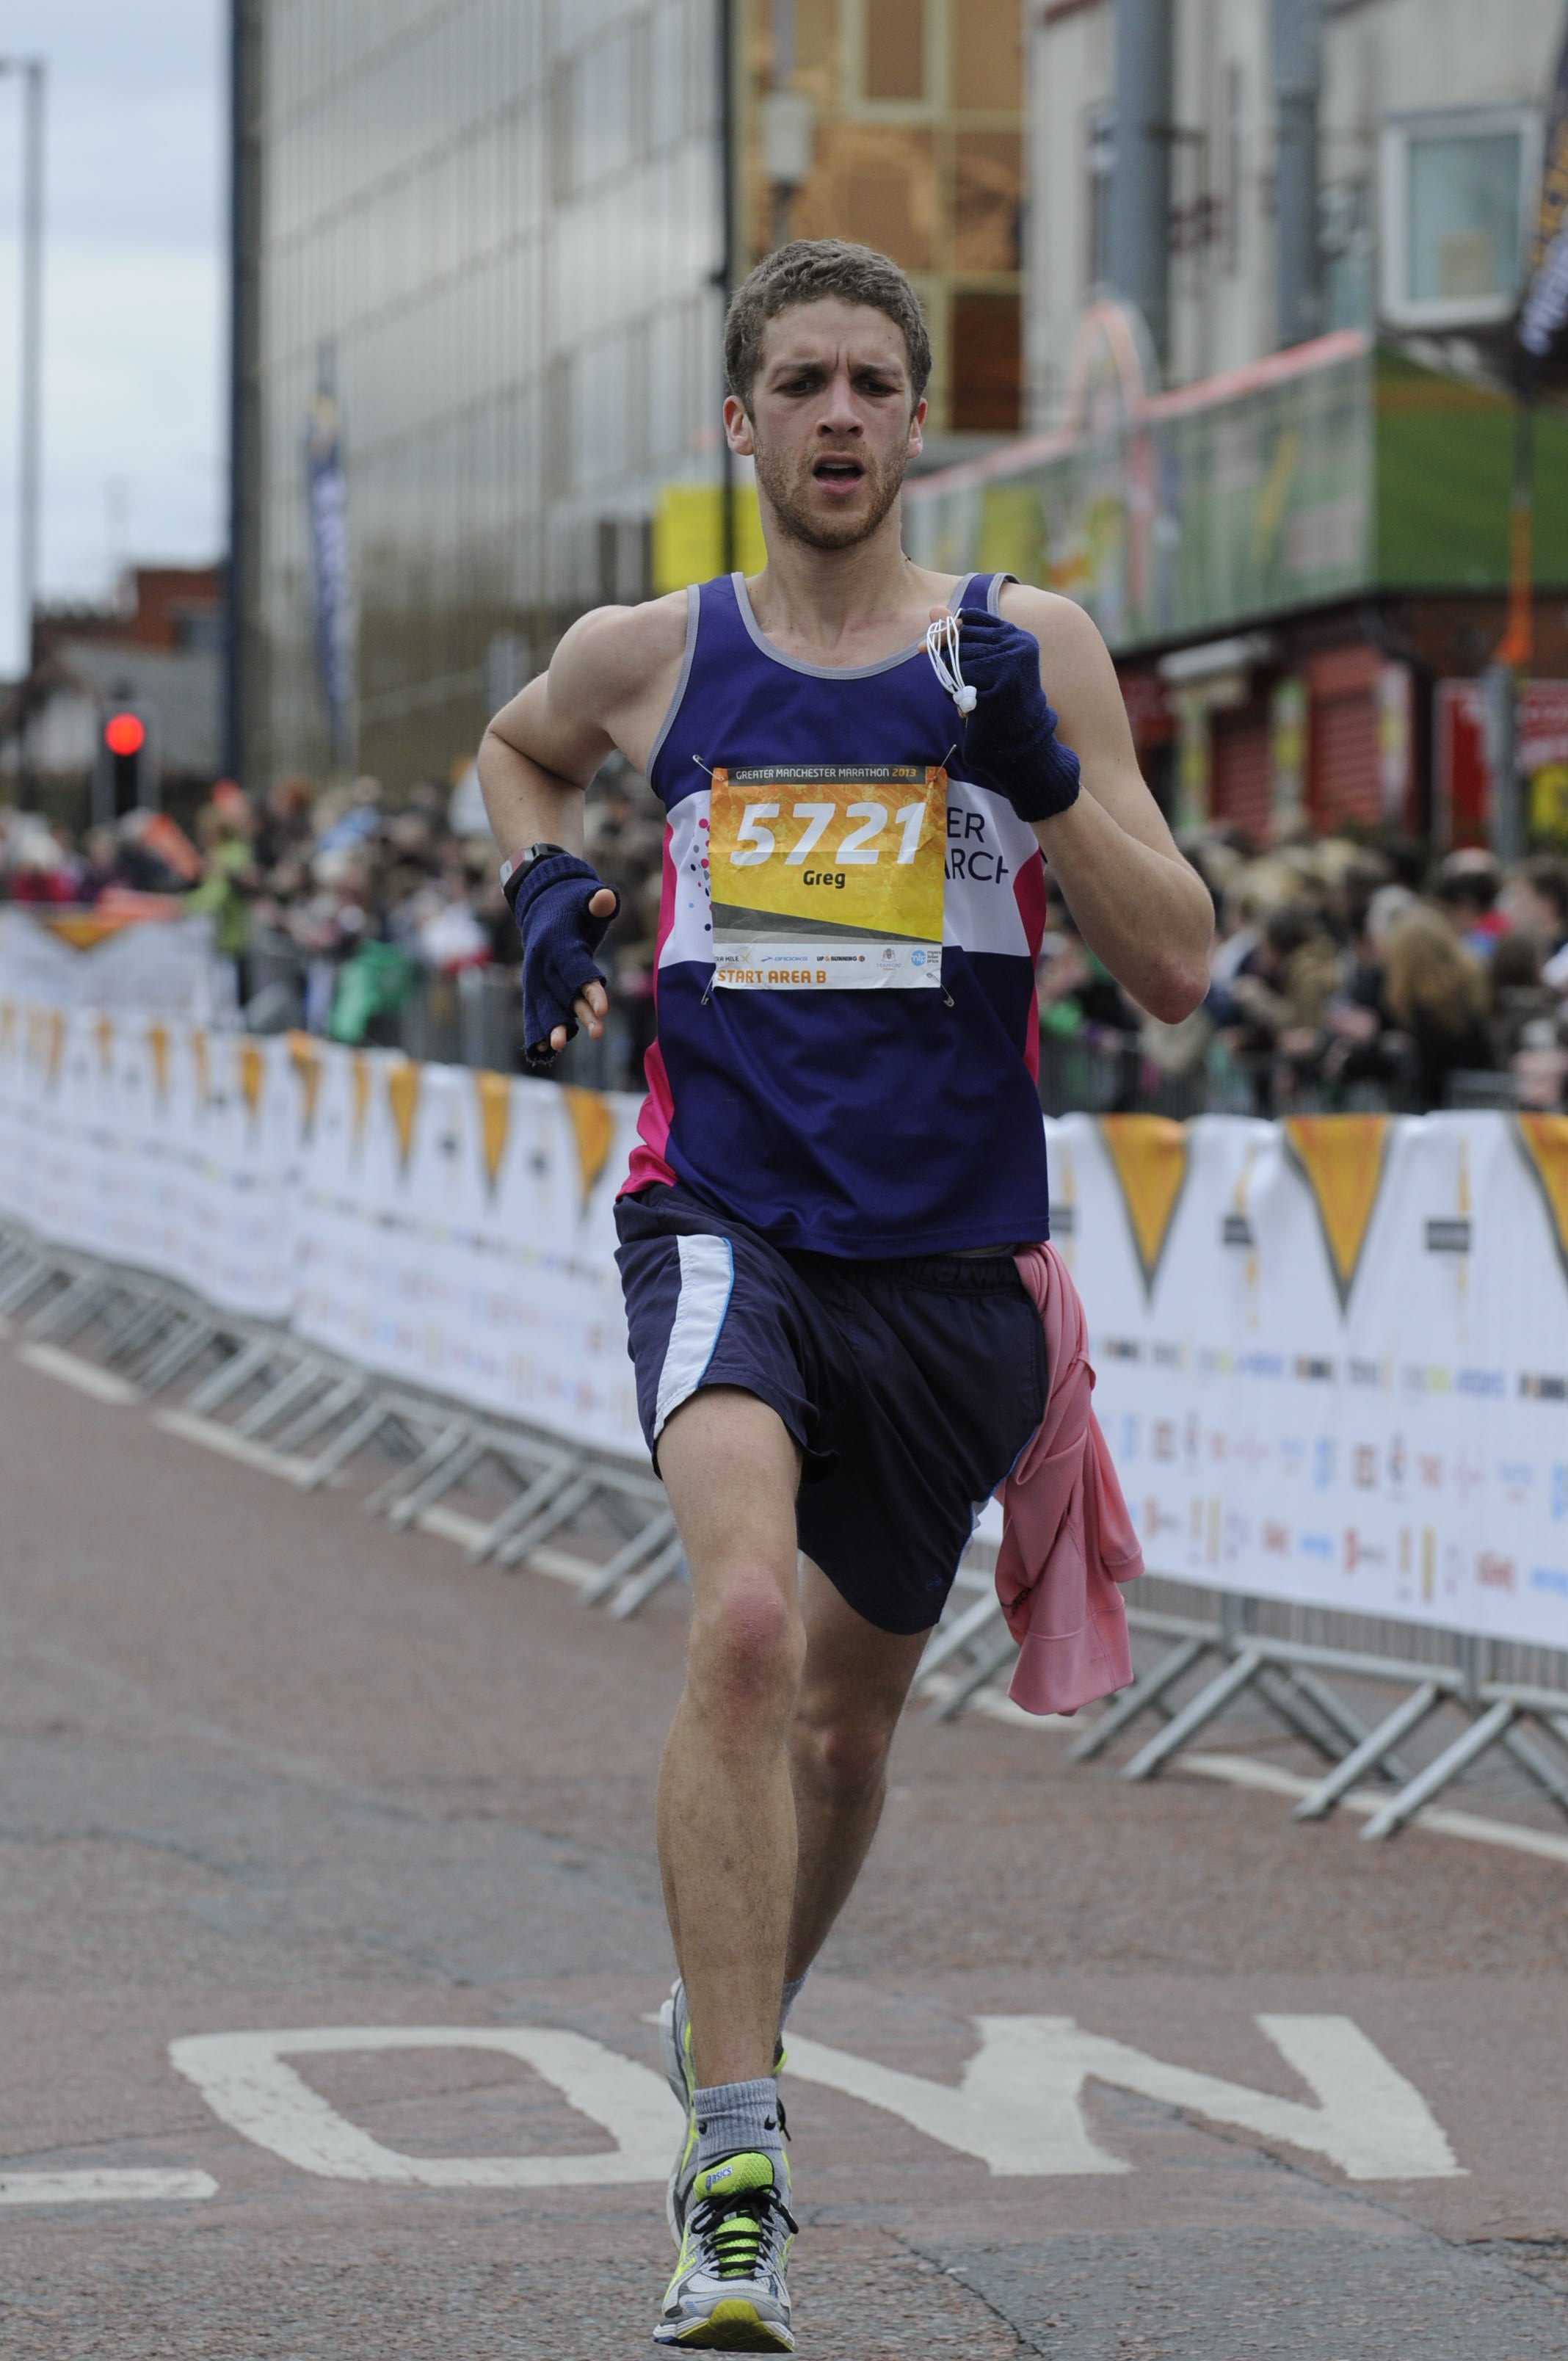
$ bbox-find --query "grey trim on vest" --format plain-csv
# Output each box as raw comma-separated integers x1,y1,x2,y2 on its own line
645,582,700,780
986,572,1016,614
730,570,973,681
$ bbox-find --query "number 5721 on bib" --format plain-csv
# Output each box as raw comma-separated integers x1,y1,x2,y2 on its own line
707,763,946,991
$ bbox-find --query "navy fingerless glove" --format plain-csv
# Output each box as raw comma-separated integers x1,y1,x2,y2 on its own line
954,607,1081,823
505,853,620,1070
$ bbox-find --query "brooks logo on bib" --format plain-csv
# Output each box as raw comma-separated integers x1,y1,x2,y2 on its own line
708,763,946,990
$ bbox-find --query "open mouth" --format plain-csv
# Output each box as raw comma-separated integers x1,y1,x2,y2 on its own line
813,456,865,490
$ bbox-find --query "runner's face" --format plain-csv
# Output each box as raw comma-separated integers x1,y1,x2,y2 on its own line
727,301,925,552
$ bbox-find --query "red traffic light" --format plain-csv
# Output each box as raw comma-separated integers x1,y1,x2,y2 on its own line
105,711,146,758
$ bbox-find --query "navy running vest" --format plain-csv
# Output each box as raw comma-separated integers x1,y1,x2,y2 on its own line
624,570,1050,1256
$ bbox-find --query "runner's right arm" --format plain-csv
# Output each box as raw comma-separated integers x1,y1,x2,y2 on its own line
476,596,687,1051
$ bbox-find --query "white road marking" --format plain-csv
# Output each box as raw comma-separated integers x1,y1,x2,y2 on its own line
0,2169,217,2206
152,1409,317,1484
1180,1752,1568,1867
168,2026,676,2186
785,2012,1462,2180
173,2015,1458,2187
16,1343,139,1405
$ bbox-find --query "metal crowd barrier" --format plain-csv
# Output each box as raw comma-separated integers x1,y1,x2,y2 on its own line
5,1211,1567,1853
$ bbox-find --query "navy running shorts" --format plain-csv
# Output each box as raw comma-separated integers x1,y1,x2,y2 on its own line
613,1181,1047,1636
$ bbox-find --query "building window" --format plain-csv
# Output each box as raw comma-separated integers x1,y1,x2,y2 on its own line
953,131,1023,272
1086,105,1114,291
951,0,1020,113
1380,107,1539,329
865,0,925,103
950,290,1020,431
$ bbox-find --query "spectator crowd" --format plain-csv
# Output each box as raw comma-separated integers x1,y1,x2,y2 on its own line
2,771,1567,1114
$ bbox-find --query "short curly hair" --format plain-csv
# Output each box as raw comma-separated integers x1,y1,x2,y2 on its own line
724,239,932,413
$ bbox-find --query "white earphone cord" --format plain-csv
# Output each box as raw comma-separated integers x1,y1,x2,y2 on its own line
925,615,977,715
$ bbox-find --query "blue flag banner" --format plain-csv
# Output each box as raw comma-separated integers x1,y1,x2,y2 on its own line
305,389,355,768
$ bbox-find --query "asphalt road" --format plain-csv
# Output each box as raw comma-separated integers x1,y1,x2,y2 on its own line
2,1343,1567,2359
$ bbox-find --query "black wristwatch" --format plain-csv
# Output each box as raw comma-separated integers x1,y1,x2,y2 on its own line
499,841,570,911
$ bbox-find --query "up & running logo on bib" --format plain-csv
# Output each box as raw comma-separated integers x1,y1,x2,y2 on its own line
707,764,946,990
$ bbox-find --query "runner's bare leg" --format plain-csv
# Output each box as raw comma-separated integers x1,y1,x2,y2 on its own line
785,1562,930,1980
656,1386,805,2089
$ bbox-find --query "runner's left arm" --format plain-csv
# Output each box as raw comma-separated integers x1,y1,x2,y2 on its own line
964,589,1213,1023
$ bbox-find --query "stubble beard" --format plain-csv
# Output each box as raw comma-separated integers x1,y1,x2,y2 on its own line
750,431,910,553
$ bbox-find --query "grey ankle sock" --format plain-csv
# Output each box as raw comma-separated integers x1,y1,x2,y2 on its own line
779,1972,807,2037
693,2077,785,2173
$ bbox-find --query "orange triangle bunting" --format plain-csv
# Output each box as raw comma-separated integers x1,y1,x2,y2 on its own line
387,1062,421,1171
561,1086,616,1210
475,1070,512,1195
286,1032,322,1135
1515,1114,1568,1285
1098,1115,1188,1296
350,1054,371,1150
1283,1115,1390,1310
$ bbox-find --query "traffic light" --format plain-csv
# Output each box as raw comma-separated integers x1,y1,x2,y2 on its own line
95,703,157,822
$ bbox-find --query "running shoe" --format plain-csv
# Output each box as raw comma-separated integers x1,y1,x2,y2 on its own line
653,2150,796,2351
658,1978,787,2243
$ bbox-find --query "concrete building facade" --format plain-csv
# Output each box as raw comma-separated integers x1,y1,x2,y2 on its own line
236,0,1025,796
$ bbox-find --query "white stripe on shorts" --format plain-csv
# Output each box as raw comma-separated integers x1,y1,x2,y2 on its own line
653,1233,736,1438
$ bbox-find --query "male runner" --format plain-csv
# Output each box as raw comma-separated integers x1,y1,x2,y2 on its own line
478,239,1212,2351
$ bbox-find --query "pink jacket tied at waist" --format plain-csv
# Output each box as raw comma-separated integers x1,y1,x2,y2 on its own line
994,1241,1144,1716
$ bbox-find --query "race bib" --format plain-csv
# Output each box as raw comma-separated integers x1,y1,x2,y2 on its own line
708,764,946,990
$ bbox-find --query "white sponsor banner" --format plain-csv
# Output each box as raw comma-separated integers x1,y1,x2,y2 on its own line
0,908,218,1015
2,995,1567,1650
1047,1111,1568,1652
290,1043,642,1454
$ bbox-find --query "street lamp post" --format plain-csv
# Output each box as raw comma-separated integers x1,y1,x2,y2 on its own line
1,57,45,807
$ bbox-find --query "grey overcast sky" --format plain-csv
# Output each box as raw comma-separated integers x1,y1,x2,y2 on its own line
0,0,223,673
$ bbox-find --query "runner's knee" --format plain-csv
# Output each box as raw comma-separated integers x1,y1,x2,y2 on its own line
690,1574,805,1719
793,1700,899,1797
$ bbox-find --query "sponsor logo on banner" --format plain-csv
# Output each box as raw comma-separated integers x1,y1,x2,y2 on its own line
1520,1372,1568,1401
1425,1217,1471,1253
1477,1552,1517,1592
1263,1520,1290,1554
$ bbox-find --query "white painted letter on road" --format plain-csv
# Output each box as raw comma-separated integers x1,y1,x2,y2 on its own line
169,2026,676,2186
785,2014,1462,2181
